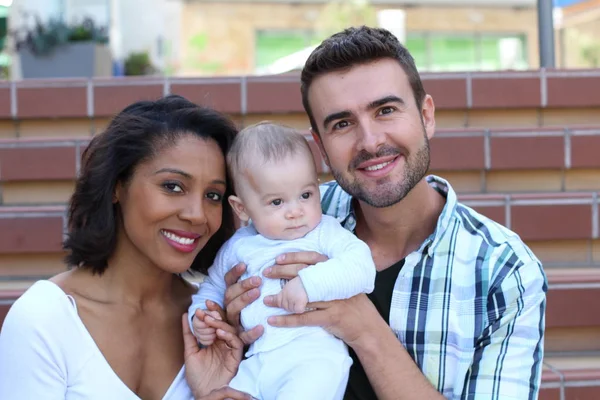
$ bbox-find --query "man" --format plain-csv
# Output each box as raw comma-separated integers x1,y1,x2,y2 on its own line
224,26,546,399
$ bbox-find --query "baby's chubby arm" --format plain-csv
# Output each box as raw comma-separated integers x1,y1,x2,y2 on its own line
189,238,239,341
297,216,376,303
270,277,309,314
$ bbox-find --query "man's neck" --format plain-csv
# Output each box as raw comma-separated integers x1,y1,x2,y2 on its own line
354,178,446,270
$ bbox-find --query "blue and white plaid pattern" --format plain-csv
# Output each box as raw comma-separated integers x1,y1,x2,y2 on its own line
320,175,547,400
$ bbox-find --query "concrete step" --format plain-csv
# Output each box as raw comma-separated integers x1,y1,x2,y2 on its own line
541,354,600,399
1,126,600,205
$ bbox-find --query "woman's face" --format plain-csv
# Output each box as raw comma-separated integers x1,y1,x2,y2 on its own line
115,134,227,274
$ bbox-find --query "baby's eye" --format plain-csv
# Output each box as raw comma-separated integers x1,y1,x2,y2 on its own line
163,182,183,193
271,199,282,206
301,192,311,199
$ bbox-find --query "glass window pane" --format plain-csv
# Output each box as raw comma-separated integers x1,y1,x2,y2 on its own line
405,34,428,71
480,35,528,70
255,30,313,68
430,35,477,71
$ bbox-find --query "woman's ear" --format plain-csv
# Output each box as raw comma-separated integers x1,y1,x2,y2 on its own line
228,195,249,222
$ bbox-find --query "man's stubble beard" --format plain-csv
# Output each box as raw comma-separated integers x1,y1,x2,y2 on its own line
329,132,430,209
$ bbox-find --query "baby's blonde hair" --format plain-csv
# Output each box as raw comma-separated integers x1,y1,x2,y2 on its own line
227,121,315,194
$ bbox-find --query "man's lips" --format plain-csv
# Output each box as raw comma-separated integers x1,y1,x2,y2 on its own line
356,155,399,170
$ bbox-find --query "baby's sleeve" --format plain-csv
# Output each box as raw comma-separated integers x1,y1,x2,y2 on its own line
188,239,237,328
298,216,376,302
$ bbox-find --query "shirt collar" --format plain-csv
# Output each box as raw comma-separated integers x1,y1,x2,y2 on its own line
322,175,458,254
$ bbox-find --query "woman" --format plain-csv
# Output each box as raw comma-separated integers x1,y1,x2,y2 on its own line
0,95,250,399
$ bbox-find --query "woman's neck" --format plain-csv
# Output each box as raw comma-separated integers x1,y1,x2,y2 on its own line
90,238,178,309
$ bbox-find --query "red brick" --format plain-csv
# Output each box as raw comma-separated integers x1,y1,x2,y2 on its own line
94,81,163,117
0,291,22,327
429,136,485,171
490,136,564,170
17,86,88,118
0,146,76,181
546,287,600,328
571,135,600,168
170,80,242,114
547,76,600,108
0,216,63,253
538,388,560,400
422,77,467,109
511,204,591,241
246,79,303,114
469,205,506,226
566,385,600,399
0,86,12,118
472,76,541,109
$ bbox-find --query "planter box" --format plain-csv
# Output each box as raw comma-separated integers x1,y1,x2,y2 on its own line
19,42,112,79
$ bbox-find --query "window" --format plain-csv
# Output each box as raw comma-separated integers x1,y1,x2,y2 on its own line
406,32,528,72
255,30,319,69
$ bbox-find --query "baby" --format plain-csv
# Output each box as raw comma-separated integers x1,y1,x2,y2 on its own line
189,122,376,400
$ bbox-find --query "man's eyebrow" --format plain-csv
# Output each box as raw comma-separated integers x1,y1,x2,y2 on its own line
367,95,405,110
323,111,352,131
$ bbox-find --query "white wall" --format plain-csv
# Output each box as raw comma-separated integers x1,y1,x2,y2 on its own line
8,0,182,78
115,0,182,72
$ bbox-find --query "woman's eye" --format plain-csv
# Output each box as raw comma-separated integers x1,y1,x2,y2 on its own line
164,182,183,193
271,199,282,206
301,192,311,199
206,192,223,202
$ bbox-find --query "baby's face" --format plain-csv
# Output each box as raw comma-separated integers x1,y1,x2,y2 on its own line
239,152,322,240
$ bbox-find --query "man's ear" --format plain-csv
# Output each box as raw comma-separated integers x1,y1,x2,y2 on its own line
228,195,250,222
310,129,330,168
421,94,436,140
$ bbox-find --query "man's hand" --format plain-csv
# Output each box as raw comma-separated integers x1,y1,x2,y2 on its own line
265,293,385,348
263,251,329,280
270,277,309,314
222,252,328,345
223,263,264,345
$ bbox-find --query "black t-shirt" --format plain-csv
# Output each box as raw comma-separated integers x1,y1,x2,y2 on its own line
344,258,405,400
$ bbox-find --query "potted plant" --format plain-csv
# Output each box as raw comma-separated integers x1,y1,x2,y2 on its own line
124,51,156,76
12,14,111,79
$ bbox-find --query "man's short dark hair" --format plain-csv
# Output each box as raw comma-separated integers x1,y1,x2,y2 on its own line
300,25,426,134
63,95,237,275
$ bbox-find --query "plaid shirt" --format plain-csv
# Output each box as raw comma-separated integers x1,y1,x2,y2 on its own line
320,175,547,400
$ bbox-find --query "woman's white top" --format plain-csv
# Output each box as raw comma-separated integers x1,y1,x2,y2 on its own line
0,280,193,399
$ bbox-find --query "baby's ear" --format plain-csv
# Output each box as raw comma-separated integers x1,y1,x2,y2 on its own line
228,195,250,222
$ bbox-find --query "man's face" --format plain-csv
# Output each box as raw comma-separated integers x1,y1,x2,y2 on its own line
308,58,436,208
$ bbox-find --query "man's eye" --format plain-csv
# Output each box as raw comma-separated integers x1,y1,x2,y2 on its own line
380,106,394,115
333,120,349,130
271,199,282,206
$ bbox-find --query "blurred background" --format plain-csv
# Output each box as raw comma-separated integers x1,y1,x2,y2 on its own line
0,0,598,79
1,2,600,399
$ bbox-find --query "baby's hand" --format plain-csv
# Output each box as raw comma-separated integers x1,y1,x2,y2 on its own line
273,277,308,314
192,309,223,346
